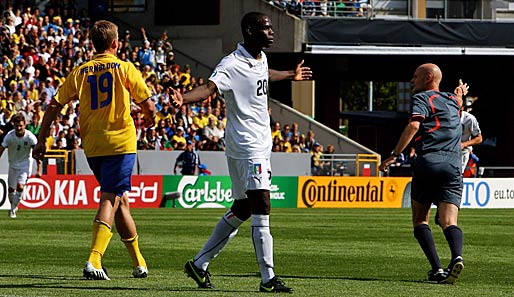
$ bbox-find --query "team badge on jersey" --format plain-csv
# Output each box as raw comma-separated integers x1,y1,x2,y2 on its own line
253,164,262,175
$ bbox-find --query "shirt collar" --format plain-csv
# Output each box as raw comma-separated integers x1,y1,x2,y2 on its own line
237,43,262,67
93,53,117,60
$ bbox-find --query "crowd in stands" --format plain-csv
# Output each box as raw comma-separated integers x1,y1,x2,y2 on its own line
0,1,334,165
270,120,340,175
270,0,370,18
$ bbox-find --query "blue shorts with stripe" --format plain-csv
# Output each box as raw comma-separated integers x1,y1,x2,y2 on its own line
87,153,136,197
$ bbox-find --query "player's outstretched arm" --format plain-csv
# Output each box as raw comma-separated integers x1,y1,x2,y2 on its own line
33,98,63,161
269,59,312,82
169,81,217,108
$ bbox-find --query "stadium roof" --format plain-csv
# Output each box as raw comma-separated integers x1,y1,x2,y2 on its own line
305,44,514,56
306,18,514,56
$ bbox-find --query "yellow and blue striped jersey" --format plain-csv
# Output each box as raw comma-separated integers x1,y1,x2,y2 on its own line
55,53,151,157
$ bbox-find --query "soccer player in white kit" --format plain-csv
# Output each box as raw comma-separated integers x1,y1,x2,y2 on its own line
460,109,482,173
0,115,39,218
170,12,312,293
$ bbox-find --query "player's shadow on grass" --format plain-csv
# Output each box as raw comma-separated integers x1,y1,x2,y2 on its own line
0,274,258,293
218,273,432,284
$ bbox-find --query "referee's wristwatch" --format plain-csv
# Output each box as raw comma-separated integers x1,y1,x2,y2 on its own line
390,150,400,158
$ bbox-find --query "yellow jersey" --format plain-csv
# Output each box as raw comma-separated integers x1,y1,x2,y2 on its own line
55,53,152,157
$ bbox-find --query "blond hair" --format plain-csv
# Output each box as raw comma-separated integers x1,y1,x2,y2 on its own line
90,20,118,52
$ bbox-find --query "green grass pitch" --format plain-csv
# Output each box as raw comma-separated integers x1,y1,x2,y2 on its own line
0,208,512,297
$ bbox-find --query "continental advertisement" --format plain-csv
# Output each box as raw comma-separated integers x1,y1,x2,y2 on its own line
162,175,298,208
297,176,412,208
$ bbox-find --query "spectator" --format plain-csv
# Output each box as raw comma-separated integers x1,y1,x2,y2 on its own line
290,122,301,138
322,144,337,175
65,127,80,150
319,0,329,16
192,107,207,130
271,121,282,141
171,126,187,149
41,76,56,98
305,130,316,151
198,163,211,176
297,133,307,152
311,142,323,175
180,64,192,86
155,103,175,125
282,135,292,153
203,117,222,151
145,126,158,150
138,27,154,67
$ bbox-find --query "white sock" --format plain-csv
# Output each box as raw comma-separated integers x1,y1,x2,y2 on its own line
195,210,244,271
251,214,275,283
8,192,14,210
12,191,22,210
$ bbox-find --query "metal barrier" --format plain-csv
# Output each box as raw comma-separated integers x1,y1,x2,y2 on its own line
43,149,75,175
356,154,380,176
315,153,380,176
478,166,514,178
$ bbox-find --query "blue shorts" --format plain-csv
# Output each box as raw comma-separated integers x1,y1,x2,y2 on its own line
411,151,463,208
87,154,136,197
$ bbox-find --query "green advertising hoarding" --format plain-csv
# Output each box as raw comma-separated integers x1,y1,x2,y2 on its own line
162,176,298,208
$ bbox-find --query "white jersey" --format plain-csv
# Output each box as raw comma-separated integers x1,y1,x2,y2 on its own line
1,129,37,169
461,111,481,153
209,43,272,159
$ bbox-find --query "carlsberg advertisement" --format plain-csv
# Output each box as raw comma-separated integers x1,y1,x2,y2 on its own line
162,176,298,208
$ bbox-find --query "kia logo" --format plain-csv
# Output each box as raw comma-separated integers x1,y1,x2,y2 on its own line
0,178,6,207
21,178,51,208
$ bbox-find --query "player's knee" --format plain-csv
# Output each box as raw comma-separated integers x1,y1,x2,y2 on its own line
247,190,271,215
231,199,251,221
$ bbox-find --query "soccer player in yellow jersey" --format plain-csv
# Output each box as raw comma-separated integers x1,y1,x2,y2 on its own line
33,20,156,280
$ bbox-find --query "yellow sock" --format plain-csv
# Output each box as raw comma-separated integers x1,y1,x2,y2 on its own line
122,234,147,268
87,221,113,269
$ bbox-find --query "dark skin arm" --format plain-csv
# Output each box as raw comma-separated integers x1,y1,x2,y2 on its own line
269,60,312,82
170,60,312,108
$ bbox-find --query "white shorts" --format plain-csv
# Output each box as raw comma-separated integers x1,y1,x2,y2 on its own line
8,167,31,189
227,157,272,200
461,149,471,173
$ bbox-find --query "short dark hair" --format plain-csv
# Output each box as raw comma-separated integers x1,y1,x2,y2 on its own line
241,12,267,35
12,114,25,124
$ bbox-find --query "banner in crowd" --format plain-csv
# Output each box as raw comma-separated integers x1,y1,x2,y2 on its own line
0,175,163,209
162,176,298,208
297,176,412,208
